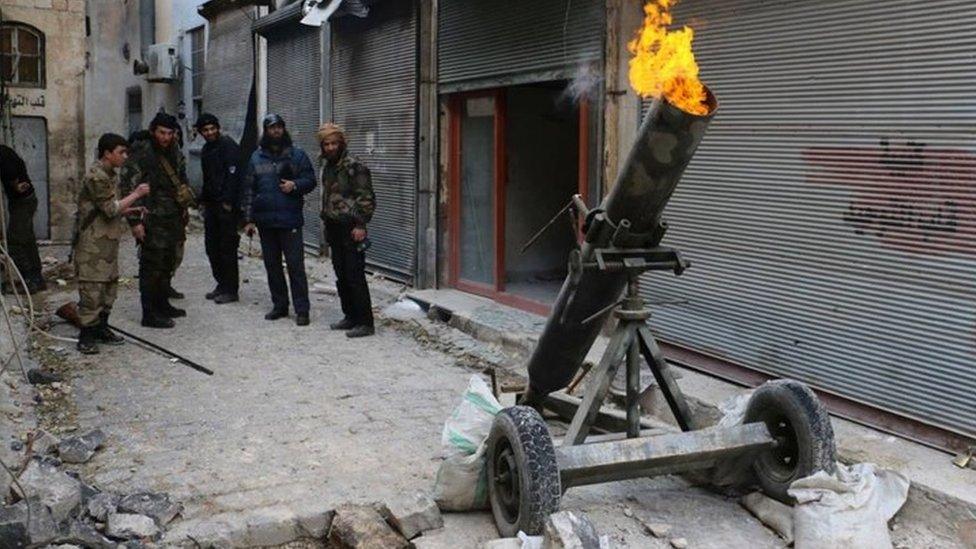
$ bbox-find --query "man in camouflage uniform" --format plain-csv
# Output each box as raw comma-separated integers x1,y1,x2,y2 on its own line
119,113,196,328
317,123,376,338
73,134,150,354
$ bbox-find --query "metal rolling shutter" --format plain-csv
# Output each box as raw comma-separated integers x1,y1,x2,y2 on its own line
266,25,323,251
201,8,255,144
639,0,976,439
331,0,418,280
439,0,604,92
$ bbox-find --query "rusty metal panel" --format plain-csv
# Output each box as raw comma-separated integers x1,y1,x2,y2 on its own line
438,0,604,92
640,0,976,439
331,0,418,280
266,24,323,251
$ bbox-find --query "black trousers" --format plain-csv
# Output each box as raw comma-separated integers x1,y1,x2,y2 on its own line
6,194,43,285
258,226,309,315
326,220,373,327
203,205,240,295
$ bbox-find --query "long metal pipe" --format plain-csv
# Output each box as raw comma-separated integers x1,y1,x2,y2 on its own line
523,89,717,401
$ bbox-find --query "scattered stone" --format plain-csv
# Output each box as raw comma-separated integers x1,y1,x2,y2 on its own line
117,492,182,526
670,538,688,549
642,522,672,539
0,497,58,546
58,429,107,464
106,513,159,540
30,429,59,456
86,492,120,522
328,503,410,548
26,368,62,385
10,440,23,452
484,538,530,549
543,511,601,549
61,519,116,549
622,507,634,518
15,458,81,523
383,492,444,539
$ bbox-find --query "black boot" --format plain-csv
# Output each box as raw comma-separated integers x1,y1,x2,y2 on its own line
157,278,187,318
167,285,185,299
330,318,355,331
96,313,125,346
76,326,100,354
141,277,175,329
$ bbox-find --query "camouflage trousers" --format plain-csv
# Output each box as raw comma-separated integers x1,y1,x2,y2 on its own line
78,280,118,327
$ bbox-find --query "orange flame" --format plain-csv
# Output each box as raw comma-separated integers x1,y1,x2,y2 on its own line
628,0,709,115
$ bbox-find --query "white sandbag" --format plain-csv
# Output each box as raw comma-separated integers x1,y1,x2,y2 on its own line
441,375,503,458
433,440,490,511
788,462,909,549
741,492,794,544
433,375,503,511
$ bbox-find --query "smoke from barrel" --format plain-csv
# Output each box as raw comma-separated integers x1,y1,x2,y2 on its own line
523,88,717,402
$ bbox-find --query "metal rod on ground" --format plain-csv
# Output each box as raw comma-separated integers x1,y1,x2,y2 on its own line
108,324,214,376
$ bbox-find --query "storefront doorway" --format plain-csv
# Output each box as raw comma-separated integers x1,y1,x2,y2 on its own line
448,81,598,314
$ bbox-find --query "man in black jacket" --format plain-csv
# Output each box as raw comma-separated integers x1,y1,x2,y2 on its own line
1,144,45,294
196,114,243,303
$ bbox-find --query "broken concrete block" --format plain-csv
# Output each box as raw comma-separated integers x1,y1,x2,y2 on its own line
384,492,444,539
117,492,182,526
58,430,106,464
641,521,672,539
62,519,116,549
328,504,410,549
543,511,601,549
30,429,59,456
670,538,688,549
15,458,81,523
0,497,59,546
106,513,159,540
86,492,120,522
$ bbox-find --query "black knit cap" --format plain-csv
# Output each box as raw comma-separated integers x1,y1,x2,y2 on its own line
149,112,179,131
195,113,220,130
262,113,285,129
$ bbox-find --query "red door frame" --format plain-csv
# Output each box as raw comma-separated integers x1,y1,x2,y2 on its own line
448,90,591,317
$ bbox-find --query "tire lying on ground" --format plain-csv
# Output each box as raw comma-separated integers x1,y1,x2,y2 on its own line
487,405,561,537
743,379,837,503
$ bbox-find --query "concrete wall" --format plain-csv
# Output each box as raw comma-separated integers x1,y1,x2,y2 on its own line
3,0,87,241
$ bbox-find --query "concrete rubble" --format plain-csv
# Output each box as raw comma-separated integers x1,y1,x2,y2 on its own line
14,457,82,522
106,511,160,540
58,428,107,464
542,511,609,549
327,503,411,548
117,491,183,526
382,491,444,540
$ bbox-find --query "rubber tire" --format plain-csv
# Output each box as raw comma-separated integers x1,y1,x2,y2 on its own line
743,379,837,503
487,406,562,537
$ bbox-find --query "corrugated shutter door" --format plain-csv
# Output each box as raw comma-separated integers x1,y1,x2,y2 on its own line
331,1,418,280
266,26,323,250
202,8,255,143
640,0,976,439
439,0,604,92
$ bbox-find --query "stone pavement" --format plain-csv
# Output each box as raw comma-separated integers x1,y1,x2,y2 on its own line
33,232,788,547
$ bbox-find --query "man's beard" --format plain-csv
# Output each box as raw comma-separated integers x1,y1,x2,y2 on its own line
260,130,293,151
324,146,345,163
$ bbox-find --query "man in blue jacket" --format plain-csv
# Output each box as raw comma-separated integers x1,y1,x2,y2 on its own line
241,114,317,326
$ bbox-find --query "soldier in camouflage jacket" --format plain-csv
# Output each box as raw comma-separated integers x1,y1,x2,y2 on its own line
317,123,376,337
73,134,149,354
119,113,195,328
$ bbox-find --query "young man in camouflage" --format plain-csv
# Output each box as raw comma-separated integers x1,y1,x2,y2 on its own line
119,113,196,328
74,134,150,354
317,123,376,338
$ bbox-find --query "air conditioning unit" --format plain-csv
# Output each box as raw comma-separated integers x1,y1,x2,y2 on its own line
145,43,179,83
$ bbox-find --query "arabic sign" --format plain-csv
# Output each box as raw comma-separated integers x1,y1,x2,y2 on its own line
4,93,47,109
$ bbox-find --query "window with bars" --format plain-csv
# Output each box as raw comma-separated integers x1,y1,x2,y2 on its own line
0,23,45,88
190,26,205,116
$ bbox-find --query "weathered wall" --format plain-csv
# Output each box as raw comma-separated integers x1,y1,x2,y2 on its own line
3,0,87,241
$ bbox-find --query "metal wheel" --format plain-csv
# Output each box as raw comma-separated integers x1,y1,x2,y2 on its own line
487,406,561,537
744,379,837,503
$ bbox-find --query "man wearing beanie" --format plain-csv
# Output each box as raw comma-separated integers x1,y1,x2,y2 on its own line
241,114,317,326
317,123,376,338
196,113,243,303
119,112,196,328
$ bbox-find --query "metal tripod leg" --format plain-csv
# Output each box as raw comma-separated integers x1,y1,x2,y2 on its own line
637,326,696,431
563,325,635,446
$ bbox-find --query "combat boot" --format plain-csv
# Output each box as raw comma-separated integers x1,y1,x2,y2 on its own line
96,313,125,346
141,279,175,329
157,278,187,318
345,325,375,338
76,326,100,355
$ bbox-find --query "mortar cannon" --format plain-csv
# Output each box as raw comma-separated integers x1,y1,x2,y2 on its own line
486,89,838,536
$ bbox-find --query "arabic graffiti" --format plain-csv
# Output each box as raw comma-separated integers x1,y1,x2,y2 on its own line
803,139,976,257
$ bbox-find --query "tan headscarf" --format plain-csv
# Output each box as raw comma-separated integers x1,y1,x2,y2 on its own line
316,122,346,144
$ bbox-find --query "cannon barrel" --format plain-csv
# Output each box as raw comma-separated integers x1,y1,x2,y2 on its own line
523,88,717,402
